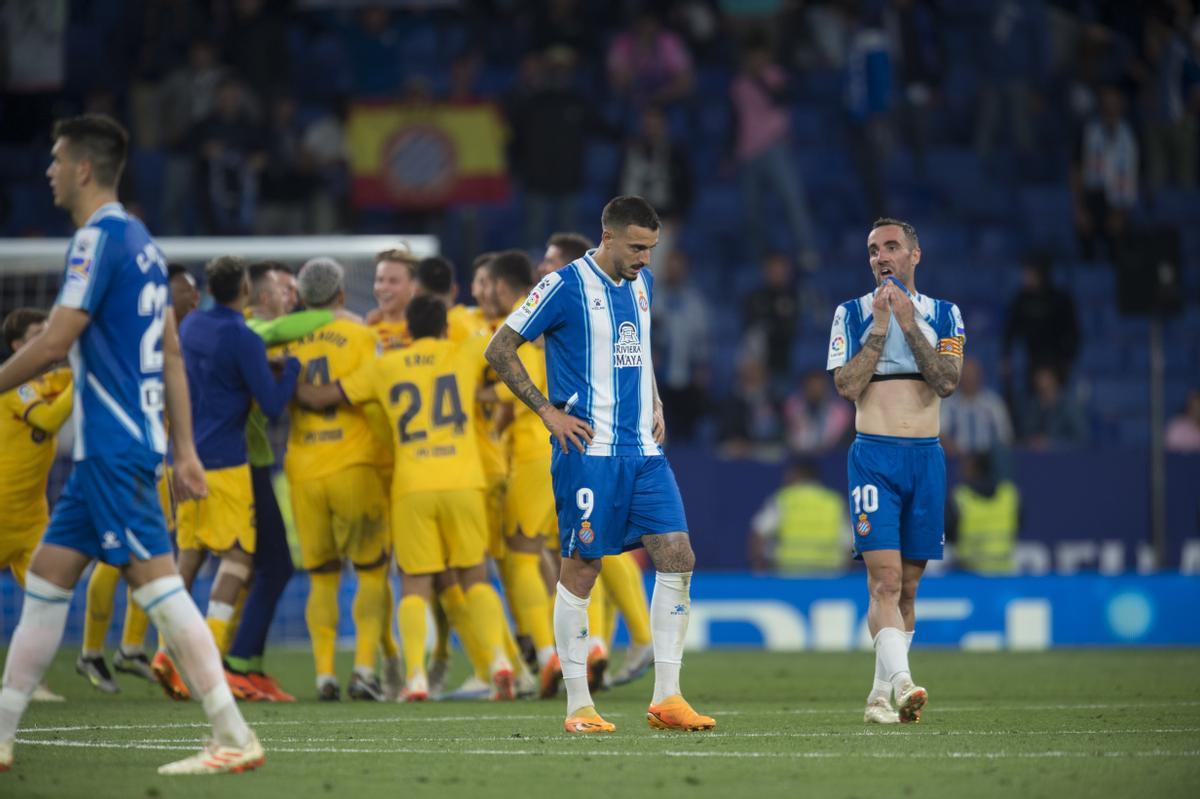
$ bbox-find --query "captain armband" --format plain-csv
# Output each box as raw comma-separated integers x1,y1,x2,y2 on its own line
937,336,964,357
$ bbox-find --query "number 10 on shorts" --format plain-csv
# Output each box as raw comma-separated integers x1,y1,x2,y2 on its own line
851,484,878,514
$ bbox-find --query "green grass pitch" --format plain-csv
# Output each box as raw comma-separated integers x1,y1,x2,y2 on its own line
2,648,1198,798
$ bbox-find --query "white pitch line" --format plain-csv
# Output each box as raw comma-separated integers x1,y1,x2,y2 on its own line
19,699,1198,735
70,728,1200,746
14,738,1200,761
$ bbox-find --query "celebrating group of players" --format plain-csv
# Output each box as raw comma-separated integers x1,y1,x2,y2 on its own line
3,110,964,777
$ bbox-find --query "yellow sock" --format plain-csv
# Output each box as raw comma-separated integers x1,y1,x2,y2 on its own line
464,582,507,666
398,594,428,680
380,570,400,659
83,563,120,654
601,553,652,647
432,591,451,661
352,566,386,672
306,571,340,677
506,552,554,650
587,580,609,646
206,616,231,656
440,584,489,680
120,586,150,652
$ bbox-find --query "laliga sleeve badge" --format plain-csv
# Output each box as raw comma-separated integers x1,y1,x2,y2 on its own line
856,513,872,537
578,520,595,545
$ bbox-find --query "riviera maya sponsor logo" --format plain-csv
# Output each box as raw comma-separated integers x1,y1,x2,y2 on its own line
613,321,642,368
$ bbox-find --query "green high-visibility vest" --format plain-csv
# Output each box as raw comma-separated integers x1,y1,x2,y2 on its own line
954,481,1019,574
775,485,845,572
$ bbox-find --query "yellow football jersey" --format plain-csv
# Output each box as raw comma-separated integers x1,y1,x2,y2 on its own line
447,304,489,342
494,342,552,465
340,334,489,496
0,368,73,516
372,317,410,352
276,319,383,481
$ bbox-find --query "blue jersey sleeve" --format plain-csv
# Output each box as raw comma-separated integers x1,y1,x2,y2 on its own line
827,302,853,370
57,226,112,313
933,301,966,357
504,270,570,341
234,326,300,419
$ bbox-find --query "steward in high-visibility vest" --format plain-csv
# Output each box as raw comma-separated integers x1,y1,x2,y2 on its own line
950,454,1019,574
750,462,848,574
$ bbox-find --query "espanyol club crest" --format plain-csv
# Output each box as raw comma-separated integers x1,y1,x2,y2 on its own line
637,290,648,312
578,520,595,545
856,513,872,536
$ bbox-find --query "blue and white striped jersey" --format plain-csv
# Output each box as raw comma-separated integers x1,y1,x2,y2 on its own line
826,288,965,375
505,251,660,457
57,202,170,461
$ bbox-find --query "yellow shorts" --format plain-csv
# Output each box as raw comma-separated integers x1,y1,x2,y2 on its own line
175,464,255,554
291,465,388,570
484,474,506,560
157,466,175,532
0,506,46,585
505,457,557,544
393,488,487,575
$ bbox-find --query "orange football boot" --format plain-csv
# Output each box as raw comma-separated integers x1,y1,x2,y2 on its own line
539,653,562,699
564,705,616,734
225,667,267,701
647,695,716,731
151,651,190,701
248,671,296,702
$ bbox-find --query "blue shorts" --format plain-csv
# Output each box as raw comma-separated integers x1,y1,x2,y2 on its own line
43,453,173,566
551,449,688,559
846,433,945,560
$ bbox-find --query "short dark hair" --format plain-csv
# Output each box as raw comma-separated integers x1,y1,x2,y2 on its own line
601,196,660,233
472,251,498,274
167,263,190,281
406,294,448,340
871,217,920,250
3,308,48,350
416,256,455,296
247,260,283,303
488,249,535,292
547,232,594,263
52,114,129,188
205,255,247,304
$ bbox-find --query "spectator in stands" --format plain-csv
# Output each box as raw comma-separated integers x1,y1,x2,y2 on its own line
617,104,693,265
1070,84,1138,260
1140,14,1198,191
160,39,226,234
606,9,695,110
1165,388,1200,452
168,263,201,323
844,8,893,219
1002,255,1081,391
194,77,268,234
256,96,316,235
650,251,710,443
717,358,784,460
342,6,404,98
220,0,289,104
946,452,1020,575
783,369,852,456
532,0,596,59
973,0,1048,164
300,98,350,234
884,0,943,178
506,47,614,247
749,460,848,574
1015,366,1089,448
730,33,818,268
742,252,800,397
940,356,1014,461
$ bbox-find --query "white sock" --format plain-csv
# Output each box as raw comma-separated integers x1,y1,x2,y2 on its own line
554,582,592,715
134,576,251,748
206,600,235,622
871,629,915,702
354,665,375,680
536,645,556,670
80,648,103,659
650,571,691,705
0,574,72,742
873,627,913,695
